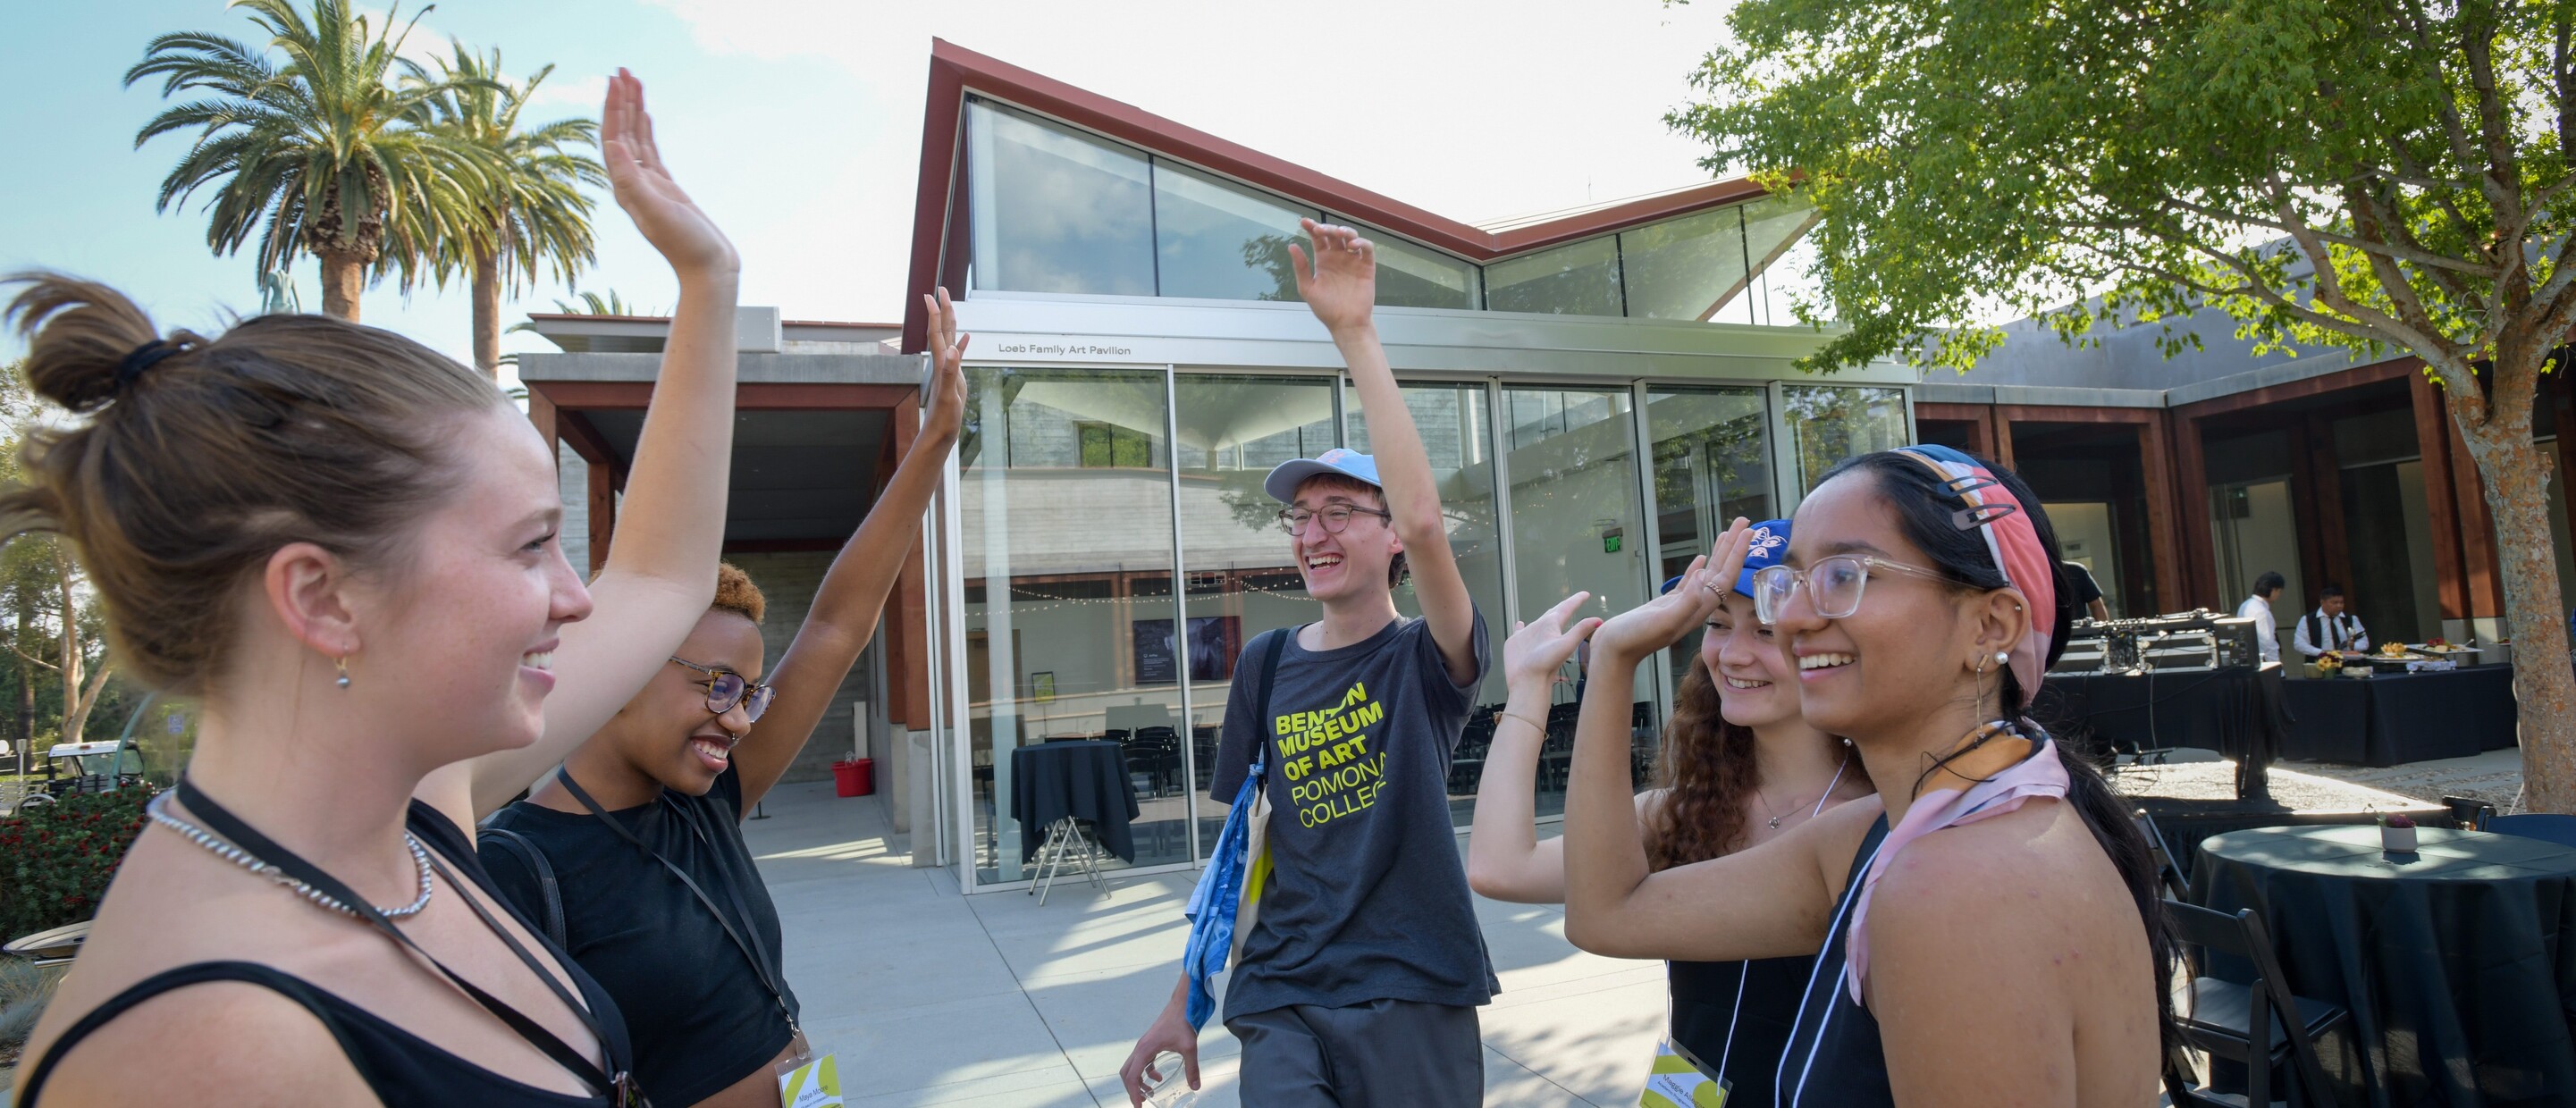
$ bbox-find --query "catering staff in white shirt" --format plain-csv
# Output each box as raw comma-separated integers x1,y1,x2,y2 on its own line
2292,584,2370,658
2236,570,2286,664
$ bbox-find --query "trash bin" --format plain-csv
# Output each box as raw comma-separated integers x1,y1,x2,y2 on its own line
832,758,873,798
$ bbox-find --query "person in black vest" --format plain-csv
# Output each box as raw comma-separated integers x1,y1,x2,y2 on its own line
479,295,964,1107
2290,584,2370,658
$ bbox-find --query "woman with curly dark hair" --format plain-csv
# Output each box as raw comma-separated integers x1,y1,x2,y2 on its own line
1466,519,1870,1102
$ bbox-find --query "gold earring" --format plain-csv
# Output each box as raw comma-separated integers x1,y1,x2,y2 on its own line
1974,654,1990,676
335,656,351,690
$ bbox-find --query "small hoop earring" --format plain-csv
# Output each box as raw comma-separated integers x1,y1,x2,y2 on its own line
335,656,351,690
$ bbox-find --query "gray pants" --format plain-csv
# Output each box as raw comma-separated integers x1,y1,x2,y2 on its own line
1225,998,1483,1107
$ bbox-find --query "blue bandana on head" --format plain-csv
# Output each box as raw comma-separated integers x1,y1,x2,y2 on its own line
1657,519,1793,600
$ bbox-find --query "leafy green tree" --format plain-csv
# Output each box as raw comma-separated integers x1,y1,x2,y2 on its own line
1677,0,2576,809
417,44,603,379
125,0,487,322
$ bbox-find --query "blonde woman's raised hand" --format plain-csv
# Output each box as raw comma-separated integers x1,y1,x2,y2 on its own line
1289,218,1377,335
922,287,970,442
602,69,737,281
1505,592,1599,692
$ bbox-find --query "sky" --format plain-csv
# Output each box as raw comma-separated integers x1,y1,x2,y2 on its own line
0,0,1757,389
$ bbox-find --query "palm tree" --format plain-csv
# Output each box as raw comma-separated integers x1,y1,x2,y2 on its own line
418,44,603,379
125,0,486,322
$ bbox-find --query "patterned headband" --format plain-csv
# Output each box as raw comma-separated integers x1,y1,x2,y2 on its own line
1893,445,2056,696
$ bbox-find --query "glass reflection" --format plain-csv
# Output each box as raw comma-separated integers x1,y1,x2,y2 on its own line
964,99,1155,296
1646,387,1774,690
962,366,1191,885
1502,387,1654,814
1356,228,1481,310
1486,237,1624,316
1154,161,1318,302
1175,374,1340,853
1784,385,1909,495
1345,382,1508,824
1621,207,1750,322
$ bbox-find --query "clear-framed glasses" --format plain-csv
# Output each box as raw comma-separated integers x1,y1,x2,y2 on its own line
1276,504,1393,536
1752,554,1955,625
669,656,775,722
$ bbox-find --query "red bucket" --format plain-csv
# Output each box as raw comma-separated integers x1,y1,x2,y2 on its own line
831,758,873,798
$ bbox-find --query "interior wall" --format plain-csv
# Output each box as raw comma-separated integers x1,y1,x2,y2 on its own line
730,550,884,785
2047,501,2123,616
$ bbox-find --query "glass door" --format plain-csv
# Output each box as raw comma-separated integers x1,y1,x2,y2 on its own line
1500,385,1654,816
1645,386,1775,698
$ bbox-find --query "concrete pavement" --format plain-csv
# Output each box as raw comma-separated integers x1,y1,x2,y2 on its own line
743,782,1666,1107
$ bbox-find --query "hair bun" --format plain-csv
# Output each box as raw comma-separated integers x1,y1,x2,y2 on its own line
4,273,192,413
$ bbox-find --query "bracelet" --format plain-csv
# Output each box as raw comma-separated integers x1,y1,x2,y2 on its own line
1494,709,1547,736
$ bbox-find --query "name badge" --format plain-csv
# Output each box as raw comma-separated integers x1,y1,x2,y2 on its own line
775,1030,843,1107
1639,1037,1729,1108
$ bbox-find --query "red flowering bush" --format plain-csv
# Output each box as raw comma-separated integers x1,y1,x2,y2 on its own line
0,787,153,943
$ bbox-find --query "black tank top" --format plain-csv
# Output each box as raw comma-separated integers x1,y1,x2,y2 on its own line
16,803,636,1107
1776,813,1895,1108
1667,955,1812,1106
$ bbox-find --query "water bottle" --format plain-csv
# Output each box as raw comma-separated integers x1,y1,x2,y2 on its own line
1142,1052,1199,1108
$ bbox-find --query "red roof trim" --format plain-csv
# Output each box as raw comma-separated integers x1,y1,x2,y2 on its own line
902,38,1773,353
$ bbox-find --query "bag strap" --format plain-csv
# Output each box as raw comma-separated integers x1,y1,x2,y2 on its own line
556,774,799,1037
1250,628,1292,777
477,826,568,951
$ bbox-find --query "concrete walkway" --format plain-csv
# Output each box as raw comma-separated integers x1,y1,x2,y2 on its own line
743,782,1665,1106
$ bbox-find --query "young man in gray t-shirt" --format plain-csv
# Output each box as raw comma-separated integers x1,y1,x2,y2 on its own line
1118,221,1494,1108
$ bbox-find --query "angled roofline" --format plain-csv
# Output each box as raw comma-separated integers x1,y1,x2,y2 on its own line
902,38,1773,352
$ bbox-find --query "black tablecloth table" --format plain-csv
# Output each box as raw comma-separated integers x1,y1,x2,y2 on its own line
1009,740,1140,864
2279,665,2520,766
2037,667,2284,783
2193,824,2576,1107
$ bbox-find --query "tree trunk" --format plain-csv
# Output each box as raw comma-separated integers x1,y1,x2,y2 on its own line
56,551,80,747
2450,364,2576,811
318,249,366,323
13,594,31,769
473,247,501,380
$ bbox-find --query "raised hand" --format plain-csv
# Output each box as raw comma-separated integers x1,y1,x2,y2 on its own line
1590,520,1755,664
1288,218,1376,335
602,69,737,281
1505,592,1599,693
921,287,969,443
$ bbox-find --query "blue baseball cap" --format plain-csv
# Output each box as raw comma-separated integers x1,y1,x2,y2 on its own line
1264,448,1382,503
1658,519,1794,600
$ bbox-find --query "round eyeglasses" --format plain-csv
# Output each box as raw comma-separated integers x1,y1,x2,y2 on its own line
1751,554,1955,625
669,656,775,722
1275,504,1393,537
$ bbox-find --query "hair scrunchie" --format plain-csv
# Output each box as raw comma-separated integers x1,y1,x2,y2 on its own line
116,340,183,389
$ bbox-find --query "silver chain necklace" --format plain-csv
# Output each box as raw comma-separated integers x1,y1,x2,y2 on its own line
146,792,434,919
1761,751,1854,830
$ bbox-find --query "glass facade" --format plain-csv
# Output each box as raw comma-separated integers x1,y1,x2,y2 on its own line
1360,228,1481,310
964,100,1155,297
1646,387,1774,687
957,100,1818,320
1344,382,1509,821
1784,384,1910,495
960,366,1191,885
1485,238,1624,316
1501,386,1654,815
1153,160,1318,302
1174,374,1340,854
939,365,1909,887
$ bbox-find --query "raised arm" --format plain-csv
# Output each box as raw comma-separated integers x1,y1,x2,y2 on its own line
1467,592,1597,902
443,71,744,821
1291,220,1476,683
1560,525,1858,961
732,290,967,810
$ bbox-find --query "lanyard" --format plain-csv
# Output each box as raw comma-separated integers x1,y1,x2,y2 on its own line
175,776,643,1106
556,773,801,1037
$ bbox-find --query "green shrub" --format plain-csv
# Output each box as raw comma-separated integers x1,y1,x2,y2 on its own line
0,786,152,943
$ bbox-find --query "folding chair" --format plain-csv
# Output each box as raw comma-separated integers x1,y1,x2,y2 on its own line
2133,809,2191,902
2439,795,2496,831
2163,902,2348,1108
2483,813,2576,848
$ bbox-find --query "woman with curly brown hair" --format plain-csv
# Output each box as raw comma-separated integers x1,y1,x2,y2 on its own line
1466,519,1870,1103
